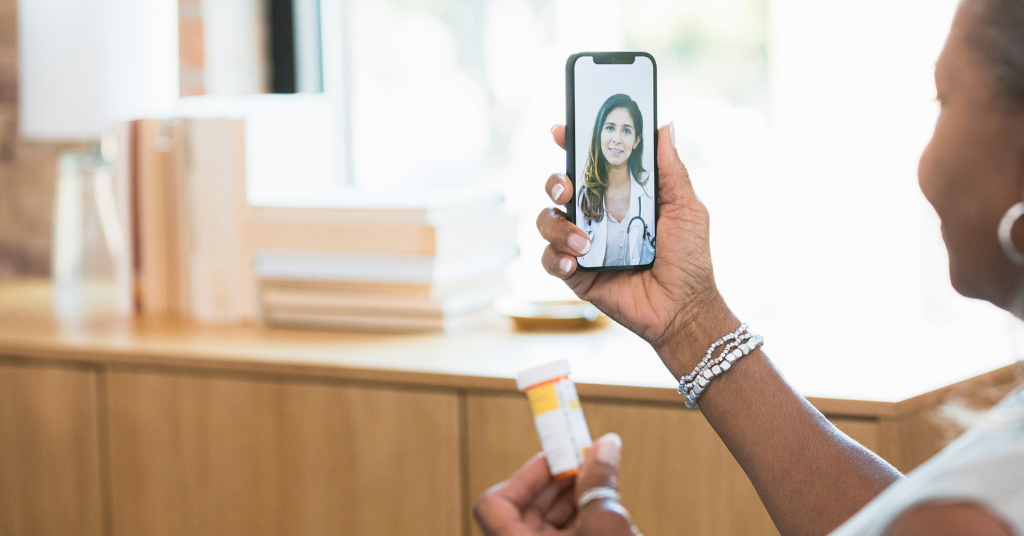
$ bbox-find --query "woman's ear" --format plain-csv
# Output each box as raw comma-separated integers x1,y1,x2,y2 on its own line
633,135,641,149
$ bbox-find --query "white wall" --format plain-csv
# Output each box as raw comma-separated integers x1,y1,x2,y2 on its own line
18,0,179,139
744,0,1019,398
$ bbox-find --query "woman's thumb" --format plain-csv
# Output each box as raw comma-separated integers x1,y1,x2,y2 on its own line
576,433,622,500
656,122,693,204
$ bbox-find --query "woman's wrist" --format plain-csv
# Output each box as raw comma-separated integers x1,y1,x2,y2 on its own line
653,291,740,380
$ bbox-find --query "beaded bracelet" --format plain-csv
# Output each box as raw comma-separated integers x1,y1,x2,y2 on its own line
678,327,763,409
679,333,763,408
707,333,752,370
681,323,747,384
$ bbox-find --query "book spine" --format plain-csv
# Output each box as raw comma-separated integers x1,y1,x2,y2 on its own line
135,119,170,314
182,118,254,323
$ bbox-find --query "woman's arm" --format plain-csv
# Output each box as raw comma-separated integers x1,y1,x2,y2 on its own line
539,124,902,536
661,296,903,536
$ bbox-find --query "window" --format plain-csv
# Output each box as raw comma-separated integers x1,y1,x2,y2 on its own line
343,0,771,300
178,0,1018,386
340,0,1019,387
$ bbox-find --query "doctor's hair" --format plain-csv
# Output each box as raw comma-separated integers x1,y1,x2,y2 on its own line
967,0,1024,105
580,94,649,222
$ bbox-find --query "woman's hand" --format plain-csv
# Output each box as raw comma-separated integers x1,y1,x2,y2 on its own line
473,433,638,536
539,124,735,368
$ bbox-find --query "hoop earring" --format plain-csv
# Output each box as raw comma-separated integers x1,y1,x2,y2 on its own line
998,201,1024,266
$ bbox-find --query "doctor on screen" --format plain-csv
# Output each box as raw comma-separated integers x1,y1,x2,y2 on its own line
577,93,655,268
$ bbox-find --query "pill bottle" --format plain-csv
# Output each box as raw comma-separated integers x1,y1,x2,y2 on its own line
516,360,593,480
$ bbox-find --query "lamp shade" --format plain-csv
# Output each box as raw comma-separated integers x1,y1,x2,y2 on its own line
18,0,179,139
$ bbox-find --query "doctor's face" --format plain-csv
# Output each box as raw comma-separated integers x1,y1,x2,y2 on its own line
600,107,640,167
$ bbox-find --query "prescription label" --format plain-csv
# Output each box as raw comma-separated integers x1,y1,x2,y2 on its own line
526,382,560,415
530,379,593,476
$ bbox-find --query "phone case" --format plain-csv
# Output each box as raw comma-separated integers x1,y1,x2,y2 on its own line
565,52,658,272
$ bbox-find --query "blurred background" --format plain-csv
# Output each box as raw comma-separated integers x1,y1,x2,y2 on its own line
1,0,1018,391
5,2,1024,535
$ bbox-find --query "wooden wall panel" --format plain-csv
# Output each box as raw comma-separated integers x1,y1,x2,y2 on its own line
106,371,461,536
465,393,540,536
0,363,104,536
464,393,775,536
876,376,1020,473
466,393,888,536
830,417,880,453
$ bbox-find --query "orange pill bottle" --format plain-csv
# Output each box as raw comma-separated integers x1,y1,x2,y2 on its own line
516,360,593,480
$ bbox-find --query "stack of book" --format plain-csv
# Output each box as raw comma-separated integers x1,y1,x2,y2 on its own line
130,117,255,323
123,115,516,332
251,191,518,333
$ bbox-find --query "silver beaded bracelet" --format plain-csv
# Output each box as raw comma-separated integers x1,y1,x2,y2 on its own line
681,323,747,384
678,325,763,409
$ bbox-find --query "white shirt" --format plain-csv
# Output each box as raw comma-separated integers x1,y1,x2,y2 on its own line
830,385,1024,536
576,172,655,268
603,211,629,266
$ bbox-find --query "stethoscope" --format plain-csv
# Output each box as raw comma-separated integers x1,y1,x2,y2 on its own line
583,195,656,255
626,195,655,252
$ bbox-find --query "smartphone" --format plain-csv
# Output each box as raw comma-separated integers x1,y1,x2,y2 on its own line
565,52,657,271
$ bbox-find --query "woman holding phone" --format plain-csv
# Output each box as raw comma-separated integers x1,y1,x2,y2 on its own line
475,0,1024,535
576,93,655,268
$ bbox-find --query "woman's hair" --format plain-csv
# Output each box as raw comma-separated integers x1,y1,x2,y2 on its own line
966,0,1024,391
579,94,648,222
928,2,1024,431
966,0,1024,105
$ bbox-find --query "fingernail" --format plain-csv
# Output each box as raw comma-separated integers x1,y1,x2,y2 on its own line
550,124,558,134
550,183,565,202
595,433,621,466
670,121,676,147
559,258,573,273
568,234,591,255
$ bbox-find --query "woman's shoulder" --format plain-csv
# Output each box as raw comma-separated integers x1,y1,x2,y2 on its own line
629,172,655,199
882,502,1014,536
830,386,1024,536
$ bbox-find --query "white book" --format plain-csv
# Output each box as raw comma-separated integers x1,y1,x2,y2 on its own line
263,307,500,334
181,118,255,323
248,210,517,257
251,188,505,226
253,245,519,284
260,281,511,318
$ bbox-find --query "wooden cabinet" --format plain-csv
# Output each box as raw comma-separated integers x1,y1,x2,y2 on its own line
0,362,105,536
0,280,1014,536
0,358,997,536
466,393,892,536
105,371,461,536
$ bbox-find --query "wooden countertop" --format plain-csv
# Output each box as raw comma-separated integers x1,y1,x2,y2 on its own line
0,279,1016,418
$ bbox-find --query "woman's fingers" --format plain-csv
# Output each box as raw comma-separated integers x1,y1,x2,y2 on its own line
574,434,636,536
536,206,590,278
542,486,577,528
550,124,566,150
472,453,553,536
575,433,622,504
529,477,573,514
477,453,552,511
543,245,577,277
545,173,573,206
537,207,591,255
656,123,696,205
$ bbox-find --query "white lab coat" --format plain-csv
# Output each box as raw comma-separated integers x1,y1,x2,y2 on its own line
577,174,655,268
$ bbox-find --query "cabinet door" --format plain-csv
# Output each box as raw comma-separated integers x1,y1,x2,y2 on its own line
466,393,884,536
0,363,104,536
106,371,461,536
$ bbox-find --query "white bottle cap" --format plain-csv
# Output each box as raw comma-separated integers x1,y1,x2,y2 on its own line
516,359,572,391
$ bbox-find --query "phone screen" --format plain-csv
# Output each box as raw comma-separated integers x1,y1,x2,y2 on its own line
569,53,656,270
